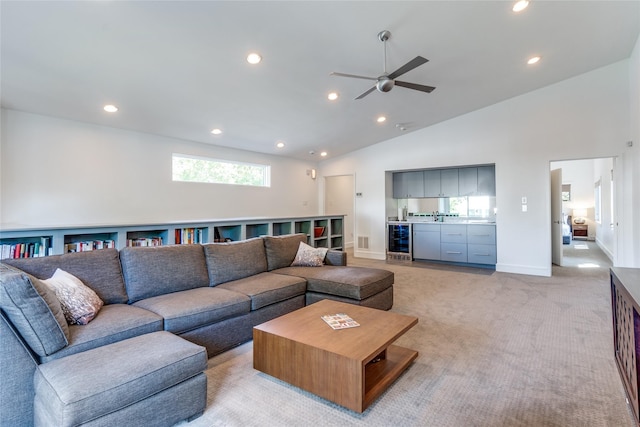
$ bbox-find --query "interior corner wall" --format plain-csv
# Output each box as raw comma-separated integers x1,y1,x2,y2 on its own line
0,109,320,228
320,60,633,276
627,33,640,267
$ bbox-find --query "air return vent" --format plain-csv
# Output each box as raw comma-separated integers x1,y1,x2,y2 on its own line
357,236,369,249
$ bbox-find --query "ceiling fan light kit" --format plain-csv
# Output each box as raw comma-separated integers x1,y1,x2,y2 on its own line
331,30,436,100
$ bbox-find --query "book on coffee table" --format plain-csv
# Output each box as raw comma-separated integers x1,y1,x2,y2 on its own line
321,313,360,330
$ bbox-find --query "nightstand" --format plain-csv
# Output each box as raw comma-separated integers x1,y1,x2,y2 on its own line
573,223,588,239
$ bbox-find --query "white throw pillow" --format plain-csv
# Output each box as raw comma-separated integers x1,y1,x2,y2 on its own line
42,268,103,325
291,242,328,267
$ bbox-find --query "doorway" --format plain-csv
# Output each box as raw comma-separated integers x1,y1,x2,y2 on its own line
324,175,354,249
549,157,616,271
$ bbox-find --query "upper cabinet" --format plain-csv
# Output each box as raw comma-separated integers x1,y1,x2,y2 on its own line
477,166,496,196
458,167,478,196
392,171,424,198
393,165,495,199
424,169,459,197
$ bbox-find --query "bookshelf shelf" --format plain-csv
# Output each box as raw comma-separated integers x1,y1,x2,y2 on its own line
0,215,345,257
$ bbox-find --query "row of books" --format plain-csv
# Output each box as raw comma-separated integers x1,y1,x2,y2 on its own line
65,240,116,253
127,237,163,247
175,228,204,245
1,237,52,259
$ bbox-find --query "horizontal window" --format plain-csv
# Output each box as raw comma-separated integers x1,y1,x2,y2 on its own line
172,154,270,187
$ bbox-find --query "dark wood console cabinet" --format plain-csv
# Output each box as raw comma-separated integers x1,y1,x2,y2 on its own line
611,267,640,425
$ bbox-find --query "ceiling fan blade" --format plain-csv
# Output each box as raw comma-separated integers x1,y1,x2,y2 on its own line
355,86,376,100
387,56,429,80
394,80,436,93
330,72,377,81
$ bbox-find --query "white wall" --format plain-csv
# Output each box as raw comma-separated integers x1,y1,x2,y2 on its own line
323,175,354,248
628,34,640,267
0,110,320,228
320,59,635,276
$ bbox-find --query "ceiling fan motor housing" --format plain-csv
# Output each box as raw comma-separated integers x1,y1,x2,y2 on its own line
376,76,394,92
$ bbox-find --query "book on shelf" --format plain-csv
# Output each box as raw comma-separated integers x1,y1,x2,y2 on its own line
321,313,360,330
127,237,163,247
175,228,202,245
64,239,115,253
0,238,52,259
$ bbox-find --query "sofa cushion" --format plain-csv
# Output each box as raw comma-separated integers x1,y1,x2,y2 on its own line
203,238,267,286
263,234,307,271
42,268,104,325
3,248,128,305
40,304,164,363
274,265,394,300
133,287,250,334
120,245,210,303
33,331,207,427
217,272,307,310
0,264,69,356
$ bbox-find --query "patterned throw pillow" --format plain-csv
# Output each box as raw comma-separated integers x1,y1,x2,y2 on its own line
291,242,328,267
42,268,103,325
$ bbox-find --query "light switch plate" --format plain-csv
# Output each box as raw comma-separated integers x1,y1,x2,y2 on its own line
521,197,527,204
522,204,528,212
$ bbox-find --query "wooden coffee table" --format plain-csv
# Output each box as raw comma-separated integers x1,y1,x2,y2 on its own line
253,299,418,413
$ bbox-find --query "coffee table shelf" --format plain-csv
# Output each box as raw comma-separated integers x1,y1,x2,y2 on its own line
253,300,418,413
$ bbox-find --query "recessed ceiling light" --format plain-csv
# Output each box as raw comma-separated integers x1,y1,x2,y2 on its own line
103,104,118,113
527,56,541,65
276,141,285,148
211,128,222,135
327,92,339,101
320,151,328,157
512,0,529,12
247,53,262,65
377,116,387,123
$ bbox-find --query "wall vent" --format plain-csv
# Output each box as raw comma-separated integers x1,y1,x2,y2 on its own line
357,236,369,249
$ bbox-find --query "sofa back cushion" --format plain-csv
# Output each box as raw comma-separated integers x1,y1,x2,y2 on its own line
203,238,268,286
120,245,209,303
3,248,128,305
0,264,69,356
263,234,308,271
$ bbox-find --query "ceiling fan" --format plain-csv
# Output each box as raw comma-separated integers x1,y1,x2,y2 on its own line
331,30,436,100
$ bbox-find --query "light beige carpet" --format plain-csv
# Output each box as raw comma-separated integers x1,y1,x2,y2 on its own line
180,243,634,426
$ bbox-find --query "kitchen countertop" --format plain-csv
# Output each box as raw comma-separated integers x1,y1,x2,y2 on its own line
388,220,496,225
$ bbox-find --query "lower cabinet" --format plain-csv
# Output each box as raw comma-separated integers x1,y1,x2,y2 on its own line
440,243,467,262
467,244,497,264
413,224,440,260
411,223,496,266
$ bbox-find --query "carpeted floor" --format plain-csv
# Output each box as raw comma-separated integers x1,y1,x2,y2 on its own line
180,242,634,426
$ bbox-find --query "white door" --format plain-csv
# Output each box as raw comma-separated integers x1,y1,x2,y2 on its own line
550,168,563,266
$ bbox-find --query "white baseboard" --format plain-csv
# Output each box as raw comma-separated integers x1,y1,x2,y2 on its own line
496,263,551,277
353,250,386,260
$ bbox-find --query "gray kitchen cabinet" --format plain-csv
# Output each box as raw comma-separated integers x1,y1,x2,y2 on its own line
440,224,467,262
467,224,496,264
393,171,424,198
477,166,496,196
423,170,442,197
440,169,459,196
458,167,478,196
413,223,440,260
424,169,458,197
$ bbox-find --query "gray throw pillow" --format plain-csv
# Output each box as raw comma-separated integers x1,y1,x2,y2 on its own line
0,264,69,356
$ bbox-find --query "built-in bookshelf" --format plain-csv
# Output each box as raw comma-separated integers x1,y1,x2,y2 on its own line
0,215,344,258
0,235,52,259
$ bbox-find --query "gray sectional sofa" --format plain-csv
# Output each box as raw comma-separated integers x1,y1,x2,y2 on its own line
0,233,394,427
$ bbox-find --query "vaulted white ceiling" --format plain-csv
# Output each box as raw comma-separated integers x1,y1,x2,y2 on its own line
1,1,639,161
